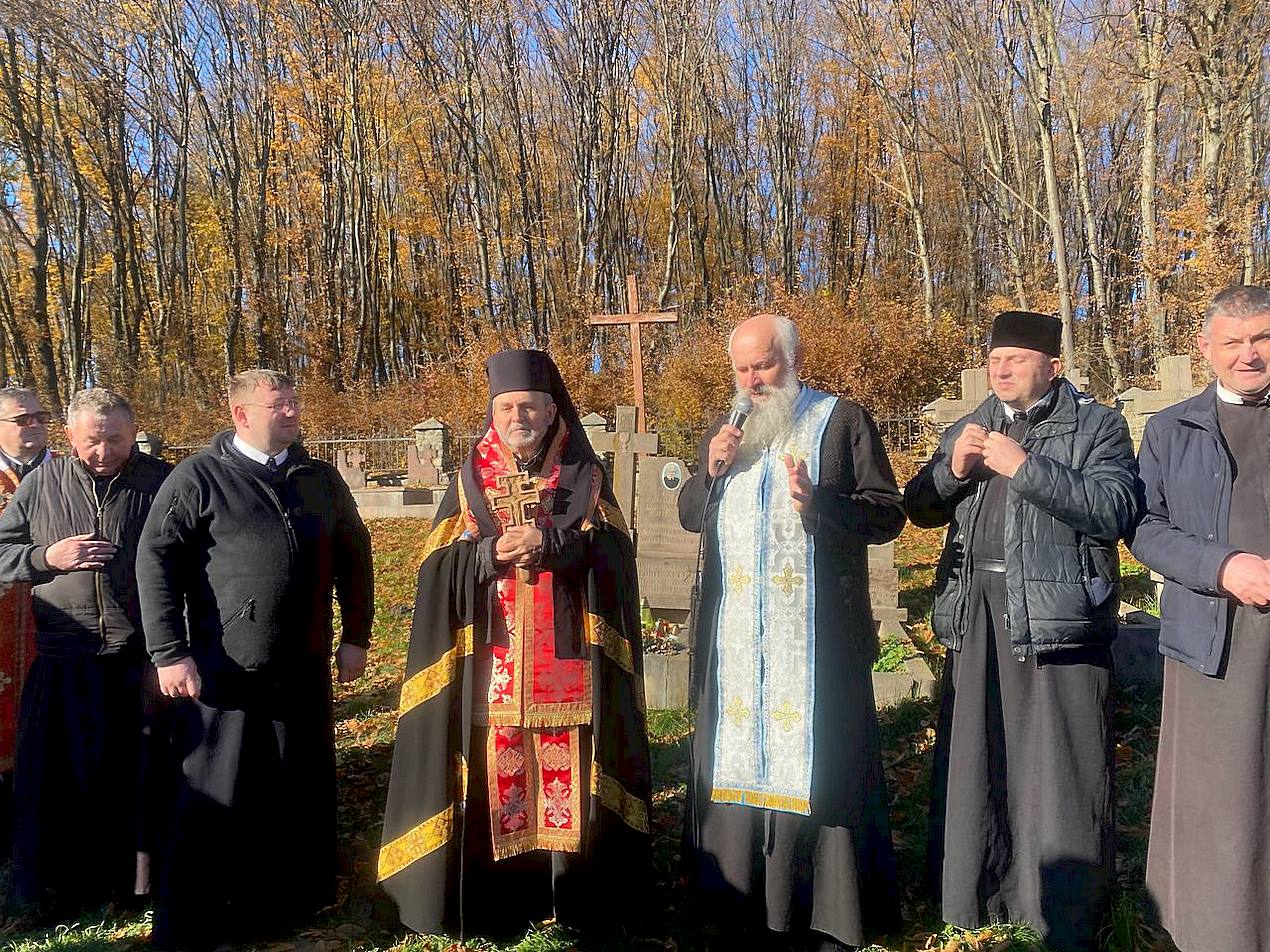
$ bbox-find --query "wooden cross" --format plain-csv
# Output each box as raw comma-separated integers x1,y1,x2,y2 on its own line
589,405,658,527
588,274,678,433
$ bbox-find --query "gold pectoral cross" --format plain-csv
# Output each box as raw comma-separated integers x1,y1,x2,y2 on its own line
489,472,543,582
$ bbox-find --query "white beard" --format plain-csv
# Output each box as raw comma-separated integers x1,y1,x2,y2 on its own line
737,376,801,459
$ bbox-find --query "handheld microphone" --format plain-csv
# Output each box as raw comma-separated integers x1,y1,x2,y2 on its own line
714,394,753,474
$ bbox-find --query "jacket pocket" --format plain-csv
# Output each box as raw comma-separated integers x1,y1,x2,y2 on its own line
220,597,255,633
1080,543,1118,611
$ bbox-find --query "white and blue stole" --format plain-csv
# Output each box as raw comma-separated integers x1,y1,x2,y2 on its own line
711,386,837,815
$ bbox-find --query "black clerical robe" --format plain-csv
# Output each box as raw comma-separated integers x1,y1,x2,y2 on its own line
678,396,905,948
378,443,652,939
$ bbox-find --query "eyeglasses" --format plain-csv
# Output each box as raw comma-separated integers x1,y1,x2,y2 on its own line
0,412,52,426
244,399,303,413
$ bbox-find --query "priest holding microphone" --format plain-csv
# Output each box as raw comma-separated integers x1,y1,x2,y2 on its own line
678,313,906,952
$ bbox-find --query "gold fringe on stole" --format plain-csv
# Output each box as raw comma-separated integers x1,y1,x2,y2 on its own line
377,802,455,881
398,625,475,717
710,787,811,815
591,765,651,834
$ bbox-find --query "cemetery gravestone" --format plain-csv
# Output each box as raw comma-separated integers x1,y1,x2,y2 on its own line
337,448,368,490
1118,354,1202,447
406,443,440,486
634,456,698,613
590,405,658,526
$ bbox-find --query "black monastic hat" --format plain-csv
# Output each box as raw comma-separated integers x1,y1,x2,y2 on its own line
485,349,555,398
989,311,1062,357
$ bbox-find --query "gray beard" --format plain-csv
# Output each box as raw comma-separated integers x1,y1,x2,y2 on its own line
737,377,802,458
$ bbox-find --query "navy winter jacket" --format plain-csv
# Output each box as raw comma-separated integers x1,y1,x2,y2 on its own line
1128,384,1241,676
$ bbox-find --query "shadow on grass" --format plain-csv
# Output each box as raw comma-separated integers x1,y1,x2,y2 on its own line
335,683,402,721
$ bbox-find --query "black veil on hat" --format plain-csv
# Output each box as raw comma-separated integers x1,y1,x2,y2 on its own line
989,311,1062,358
464,349,607,537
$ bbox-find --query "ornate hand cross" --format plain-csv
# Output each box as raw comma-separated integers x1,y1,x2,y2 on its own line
489,473,542,529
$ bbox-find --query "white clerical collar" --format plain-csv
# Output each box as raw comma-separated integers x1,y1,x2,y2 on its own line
1215,381,1270,406
232,435,289,467
1,446,48,474
1005,383,1058,421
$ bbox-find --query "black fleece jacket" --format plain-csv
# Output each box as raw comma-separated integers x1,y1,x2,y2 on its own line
136,431,373,672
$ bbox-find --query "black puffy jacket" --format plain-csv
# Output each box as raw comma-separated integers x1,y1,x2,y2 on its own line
0,450,172,658
904,381,1139,656
136,431,373,673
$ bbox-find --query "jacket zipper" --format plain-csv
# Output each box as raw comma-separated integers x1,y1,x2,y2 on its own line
220,596,256,631
224,449,299,562
85,471,122,650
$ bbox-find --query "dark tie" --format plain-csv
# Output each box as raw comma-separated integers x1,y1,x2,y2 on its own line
1242,397,1268,408
266,455,279,474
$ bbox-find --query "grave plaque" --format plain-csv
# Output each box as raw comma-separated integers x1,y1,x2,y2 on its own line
634,456,698,611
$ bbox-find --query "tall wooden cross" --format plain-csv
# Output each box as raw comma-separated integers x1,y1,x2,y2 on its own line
588,274,678,433
589,405,658,527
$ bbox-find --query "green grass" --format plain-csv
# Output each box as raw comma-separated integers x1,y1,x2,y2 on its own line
3,522,1176,952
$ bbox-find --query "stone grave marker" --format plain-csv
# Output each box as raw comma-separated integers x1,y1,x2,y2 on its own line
590,405,658,526
634,456,698,612
868,541,908,638
407,443,440,486
580,412,608,453
412,418,449,473
1118,354,1202,447
337,447,367,490
922,367,989,445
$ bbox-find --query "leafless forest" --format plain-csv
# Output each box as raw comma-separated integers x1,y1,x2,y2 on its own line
0,0,1266,427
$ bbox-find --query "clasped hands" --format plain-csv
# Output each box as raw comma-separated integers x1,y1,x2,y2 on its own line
495,524,543,568
951,423,1028,480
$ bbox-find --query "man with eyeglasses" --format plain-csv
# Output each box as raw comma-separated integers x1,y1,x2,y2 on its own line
137,368,373,950
0,387,51,862
0,388,171,918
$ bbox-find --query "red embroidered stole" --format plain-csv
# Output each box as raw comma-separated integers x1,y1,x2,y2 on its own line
469,424,591,858
0,463,37,771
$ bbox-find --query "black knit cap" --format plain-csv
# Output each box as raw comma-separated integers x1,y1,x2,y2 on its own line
989,311,1062,357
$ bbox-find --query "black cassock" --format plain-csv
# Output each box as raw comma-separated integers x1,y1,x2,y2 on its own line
679,398,905,949
9,650,151,911
378,453,652,939
925,411,1115,952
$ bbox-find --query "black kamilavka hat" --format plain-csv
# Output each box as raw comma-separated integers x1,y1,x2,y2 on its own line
990,311,1062,357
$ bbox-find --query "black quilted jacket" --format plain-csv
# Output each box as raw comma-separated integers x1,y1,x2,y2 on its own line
904,381,1139,656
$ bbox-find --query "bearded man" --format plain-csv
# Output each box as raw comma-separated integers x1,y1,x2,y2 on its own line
378,350,651,940
678,313,905,952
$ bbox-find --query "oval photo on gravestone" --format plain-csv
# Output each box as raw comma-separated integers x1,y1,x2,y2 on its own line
660,461,683,492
